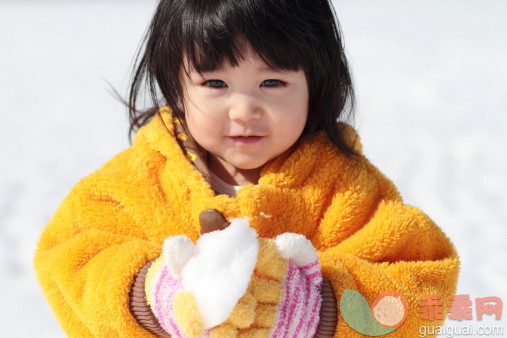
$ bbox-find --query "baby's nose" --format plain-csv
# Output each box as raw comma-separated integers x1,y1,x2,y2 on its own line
228,93,263,121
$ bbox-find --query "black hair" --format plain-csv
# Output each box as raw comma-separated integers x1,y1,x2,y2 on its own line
128,0,357,157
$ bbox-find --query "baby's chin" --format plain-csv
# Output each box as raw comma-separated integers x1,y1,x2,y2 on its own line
218,154,270,171
227,159,270,172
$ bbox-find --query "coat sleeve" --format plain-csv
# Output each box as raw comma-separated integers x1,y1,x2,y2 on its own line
34,162,165,337
313,157,460,337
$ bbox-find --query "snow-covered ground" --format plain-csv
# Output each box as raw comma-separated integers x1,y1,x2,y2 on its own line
1,1,505,336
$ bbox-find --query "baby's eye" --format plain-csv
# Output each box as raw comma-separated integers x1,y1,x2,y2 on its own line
203,80,227,88
261,79,286,87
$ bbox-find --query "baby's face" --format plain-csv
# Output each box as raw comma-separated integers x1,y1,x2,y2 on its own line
180,46,308,180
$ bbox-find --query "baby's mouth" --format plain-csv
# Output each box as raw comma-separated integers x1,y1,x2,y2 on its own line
229,136,263,144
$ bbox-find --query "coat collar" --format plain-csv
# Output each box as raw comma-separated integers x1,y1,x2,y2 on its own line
136,107,363,240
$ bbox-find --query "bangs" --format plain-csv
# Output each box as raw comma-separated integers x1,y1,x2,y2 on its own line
180,0,314,73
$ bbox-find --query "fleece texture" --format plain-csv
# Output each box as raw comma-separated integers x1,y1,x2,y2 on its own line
34,107,459,337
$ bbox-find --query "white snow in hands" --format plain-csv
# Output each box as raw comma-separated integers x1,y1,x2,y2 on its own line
164,217,259,329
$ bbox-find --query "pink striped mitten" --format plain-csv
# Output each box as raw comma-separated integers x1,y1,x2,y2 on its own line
144,236,210,338
144,227,323,338
241,233,323,338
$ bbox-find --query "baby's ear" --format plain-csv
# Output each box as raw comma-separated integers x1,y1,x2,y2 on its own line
199,209,229,234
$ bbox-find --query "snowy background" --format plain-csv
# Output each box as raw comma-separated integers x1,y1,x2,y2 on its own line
1,0,506,336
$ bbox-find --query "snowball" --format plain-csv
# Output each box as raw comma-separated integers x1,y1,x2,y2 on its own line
274,233,318,267
181,217,259,328
162,235,196,280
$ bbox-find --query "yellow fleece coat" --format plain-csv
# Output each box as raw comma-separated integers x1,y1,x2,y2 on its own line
34,109,459,337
